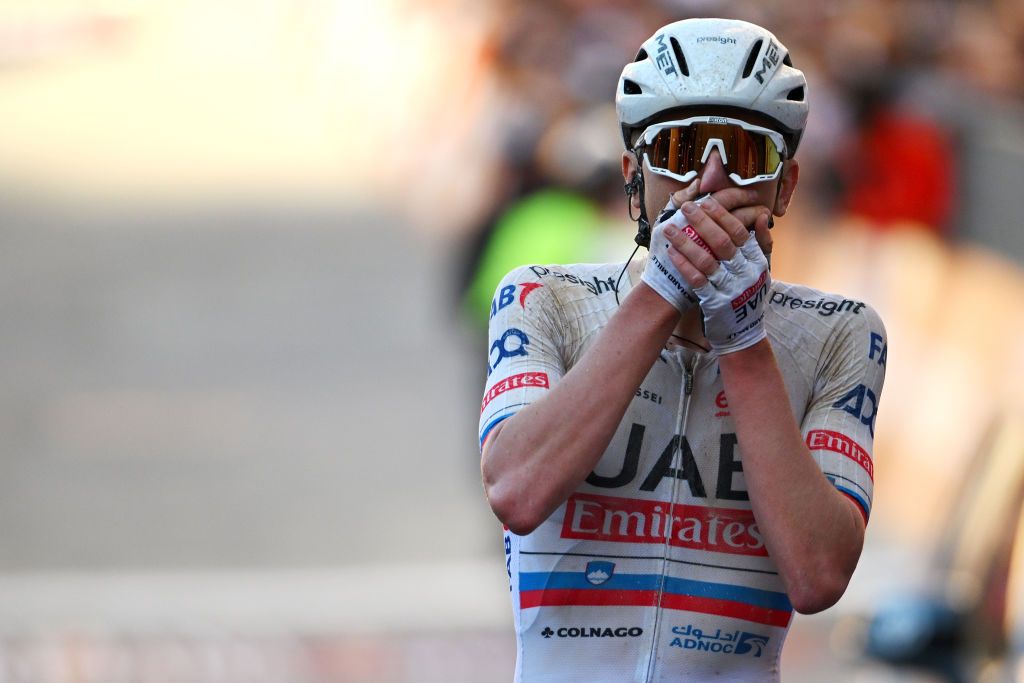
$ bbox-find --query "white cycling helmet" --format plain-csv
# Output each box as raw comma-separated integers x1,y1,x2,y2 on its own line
616,18,809,157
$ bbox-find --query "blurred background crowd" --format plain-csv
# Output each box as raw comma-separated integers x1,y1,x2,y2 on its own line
2,0,1024,681
453,0,1024,307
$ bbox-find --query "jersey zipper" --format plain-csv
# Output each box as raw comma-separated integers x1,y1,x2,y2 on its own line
642,351,700,682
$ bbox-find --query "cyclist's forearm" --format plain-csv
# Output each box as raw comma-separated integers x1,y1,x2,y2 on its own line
718,340,865,613
482,283,678,535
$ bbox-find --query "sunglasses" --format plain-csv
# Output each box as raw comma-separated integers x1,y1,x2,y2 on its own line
636,116,787,186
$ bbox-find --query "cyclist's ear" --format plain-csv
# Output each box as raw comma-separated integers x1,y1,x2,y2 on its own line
774,160,800,217
622,152,641,212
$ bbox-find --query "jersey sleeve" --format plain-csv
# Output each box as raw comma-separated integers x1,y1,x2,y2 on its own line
800,305,888,524
478,266,568,450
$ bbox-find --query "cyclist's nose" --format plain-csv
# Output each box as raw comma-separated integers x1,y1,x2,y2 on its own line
698,149,732,194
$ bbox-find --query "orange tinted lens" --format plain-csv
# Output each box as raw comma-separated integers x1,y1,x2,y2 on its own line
648,126,697,176
648,123,782,180
693,123,778,178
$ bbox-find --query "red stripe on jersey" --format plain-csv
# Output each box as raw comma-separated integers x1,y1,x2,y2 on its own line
520,589,658,609
659,593,793,628
519,590,792,628
840,492,869,525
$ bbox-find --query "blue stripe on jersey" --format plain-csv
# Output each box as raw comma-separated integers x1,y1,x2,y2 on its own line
479,412,514,448
662,576,792,611
519,571,792,611
834,483,870,519
520,571,659,592
827,471,869,499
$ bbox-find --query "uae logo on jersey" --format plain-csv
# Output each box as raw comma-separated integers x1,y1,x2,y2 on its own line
585,561,615,585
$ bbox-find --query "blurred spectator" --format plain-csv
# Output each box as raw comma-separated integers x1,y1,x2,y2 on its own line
456,105,630,332
453,1,675,335
836,78,957,234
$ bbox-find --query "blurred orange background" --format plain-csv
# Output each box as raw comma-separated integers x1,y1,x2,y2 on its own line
2,0,1024,681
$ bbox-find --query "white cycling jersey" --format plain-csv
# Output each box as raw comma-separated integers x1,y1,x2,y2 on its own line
479,258,887,682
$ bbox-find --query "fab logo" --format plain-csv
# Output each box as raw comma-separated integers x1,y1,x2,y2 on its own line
490,283,544,319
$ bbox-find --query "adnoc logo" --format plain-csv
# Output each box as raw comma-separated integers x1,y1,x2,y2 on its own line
585,561,615,585
734,632,770,656
669,625,769,656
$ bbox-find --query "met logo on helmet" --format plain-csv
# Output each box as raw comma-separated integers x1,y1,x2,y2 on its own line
754,40,781,84
653,33,678,77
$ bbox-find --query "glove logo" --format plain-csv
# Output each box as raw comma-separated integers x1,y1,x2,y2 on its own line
731,269,768,313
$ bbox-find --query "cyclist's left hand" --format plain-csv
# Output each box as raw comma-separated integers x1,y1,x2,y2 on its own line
692,232,771,354
660,191,771,288
661,193,773,354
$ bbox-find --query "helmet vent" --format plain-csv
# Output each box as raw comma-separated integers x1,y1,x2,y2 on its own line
634,48,648,62
741,39,763,79
669,37,689,76
787,86,805,101
783,53,793,67
623,79,642,95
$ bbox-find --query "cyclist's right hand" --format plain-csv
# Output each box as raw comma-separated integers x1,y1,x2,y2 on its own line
641,193,707,313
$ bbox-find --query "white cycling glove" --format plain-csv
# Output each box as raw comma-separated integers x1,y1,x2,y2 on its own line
694,232,772,354
641,195,710,313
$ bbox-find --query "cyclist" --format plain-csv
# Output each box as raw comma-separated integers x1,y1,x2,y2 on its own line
479,17,886,681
